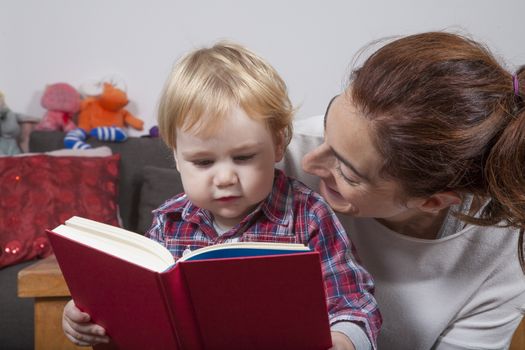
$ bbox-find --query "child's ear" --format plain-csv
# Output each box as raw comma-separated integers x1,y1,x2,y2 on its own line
273,130,286,163
408,191,461,214
173,150,180,171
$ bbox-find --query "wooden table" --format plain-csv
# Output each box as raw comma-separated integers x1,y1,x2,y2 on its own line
17,255,88,350
512,321,525,350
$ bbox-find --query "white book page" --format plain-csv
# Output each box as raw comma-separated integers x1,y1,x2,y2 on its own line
52,217,175,272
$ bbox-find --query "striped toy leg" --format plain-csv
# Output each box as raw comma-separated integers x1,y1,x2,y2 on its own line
89,127,127,142
64,128,92,149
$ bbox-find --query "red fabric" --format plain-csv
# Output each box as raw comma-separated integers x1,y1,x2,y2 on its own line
0,154,120,268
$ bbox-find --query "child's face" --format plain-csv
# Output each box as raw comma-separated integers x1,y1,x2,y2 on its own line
174,106,284,229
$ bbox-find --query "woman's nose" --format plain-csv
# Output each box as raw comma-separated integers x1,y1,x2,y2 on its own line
302,142,333,178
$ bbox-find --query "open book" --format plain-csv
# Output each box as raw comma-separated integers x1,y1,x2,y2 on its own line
47,216,332,350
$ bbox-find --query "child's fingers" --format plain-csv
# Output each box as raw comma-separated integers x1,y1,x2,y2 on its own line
62,300,109,346
63,331,94,347
64,300,90,323
62,315,109,346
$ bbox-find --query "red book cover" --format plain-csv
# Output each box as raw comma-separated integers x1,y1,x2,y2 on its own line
46,217,333,350
175,254,332,350
47,230,181,350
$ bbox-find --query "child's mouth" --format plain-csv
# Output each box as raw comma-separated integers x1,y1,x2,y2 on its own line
216,196,239,202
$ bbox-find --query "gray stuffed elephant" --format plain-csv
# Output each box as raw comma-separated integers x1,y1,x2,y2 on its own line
0,92,37,155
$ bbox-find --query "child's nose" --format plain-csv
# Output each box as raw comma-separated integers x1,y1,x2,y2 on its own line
213,167,238,187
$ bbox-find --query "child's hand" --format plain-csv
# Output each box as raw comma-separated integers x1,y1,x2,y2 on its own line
62,299,110,346
329,331,356,350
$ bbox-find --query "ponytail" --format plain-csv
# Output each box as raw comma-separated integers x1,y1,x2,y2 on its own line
484,67,525,271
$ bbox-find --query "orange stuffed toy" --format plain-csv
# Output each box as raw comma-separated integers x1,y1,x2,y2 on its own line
78,83,143,132
64,83,144,149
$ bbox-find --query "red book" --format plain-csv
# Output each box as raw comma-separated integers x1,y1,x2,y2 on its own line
47,216,332,350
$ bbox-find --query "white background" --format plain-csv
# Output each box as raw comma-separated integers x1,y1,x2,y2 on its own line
2,0,525,135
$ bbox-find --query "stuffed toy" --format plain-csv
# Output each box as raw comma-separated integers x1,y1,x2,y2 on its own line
64,82,144,149
0,91,38,155
35,83,80,132
149,125,159,137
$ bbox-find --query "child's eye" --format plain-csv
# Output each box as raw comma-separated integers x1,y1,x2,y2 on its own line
192,159,214,167
234,154,255,162
336,161,359,186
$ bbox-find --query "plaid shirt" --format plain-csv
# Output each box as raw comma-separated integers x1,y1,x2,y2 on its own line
146,169,381,346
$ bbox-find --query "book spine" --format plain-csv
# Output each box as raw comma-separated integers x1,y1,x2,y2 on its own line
159,266,204,350
156,273,183,350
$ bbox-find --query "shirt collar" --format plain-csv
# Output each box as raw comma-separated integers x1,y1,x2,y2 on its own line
258,169,291,226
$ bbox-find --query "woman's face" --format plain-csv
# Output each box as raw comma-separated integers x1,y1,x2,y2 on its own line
302,94,412,219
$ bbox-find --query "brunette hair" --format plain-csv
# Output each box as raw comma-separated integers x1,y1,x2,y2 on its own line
350,32,525,268
157,41,293,149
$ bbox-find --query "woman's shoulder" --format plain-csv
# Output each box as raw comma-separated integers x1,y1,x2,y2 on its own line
345,215,525,346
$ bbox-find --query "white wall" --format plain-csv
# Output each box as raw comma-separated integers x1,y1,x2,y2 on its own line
2,0,525,135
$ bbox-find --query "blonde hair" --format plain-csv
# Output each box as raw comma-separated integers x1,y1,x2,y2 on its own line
158,41,294,149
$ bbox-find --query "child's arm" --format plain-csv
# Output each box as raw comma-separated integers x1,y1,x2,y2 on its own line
62,299,110,346
123,110,144,131
331,332,357,350
305,200,381,350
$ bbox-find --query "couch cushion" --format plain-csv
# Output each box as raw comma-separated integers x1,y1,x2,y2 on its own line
137,166,184,234
0,259,35,349
0,154,120,268
29,131,177,232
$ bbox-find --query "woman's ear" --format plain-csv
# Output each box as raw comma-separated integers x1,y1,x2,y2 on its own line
409,191,462,213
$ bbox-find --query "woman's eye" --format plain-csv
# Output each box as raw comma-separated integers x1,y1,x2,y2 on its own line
192,160,213,167
336,162,359,186
234,154,255,162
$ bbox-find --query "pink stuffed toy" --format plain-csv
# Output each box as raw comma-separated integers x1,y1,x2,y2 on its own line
35,83,80,132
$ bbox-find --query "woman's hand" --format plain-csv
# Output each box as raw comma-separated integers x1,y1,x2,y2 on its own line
329,331,357,350
62,299,110,346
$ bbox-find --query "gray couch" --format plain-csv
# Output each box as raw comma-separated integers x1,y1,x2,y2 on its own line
1,131,183,349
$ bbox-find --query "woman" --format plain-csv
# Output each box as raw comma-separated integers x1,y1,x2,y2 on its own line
290,32,525,349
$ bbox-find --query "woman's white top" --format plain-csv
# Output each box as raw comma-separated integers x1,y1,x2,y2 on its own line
281,115,525,350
